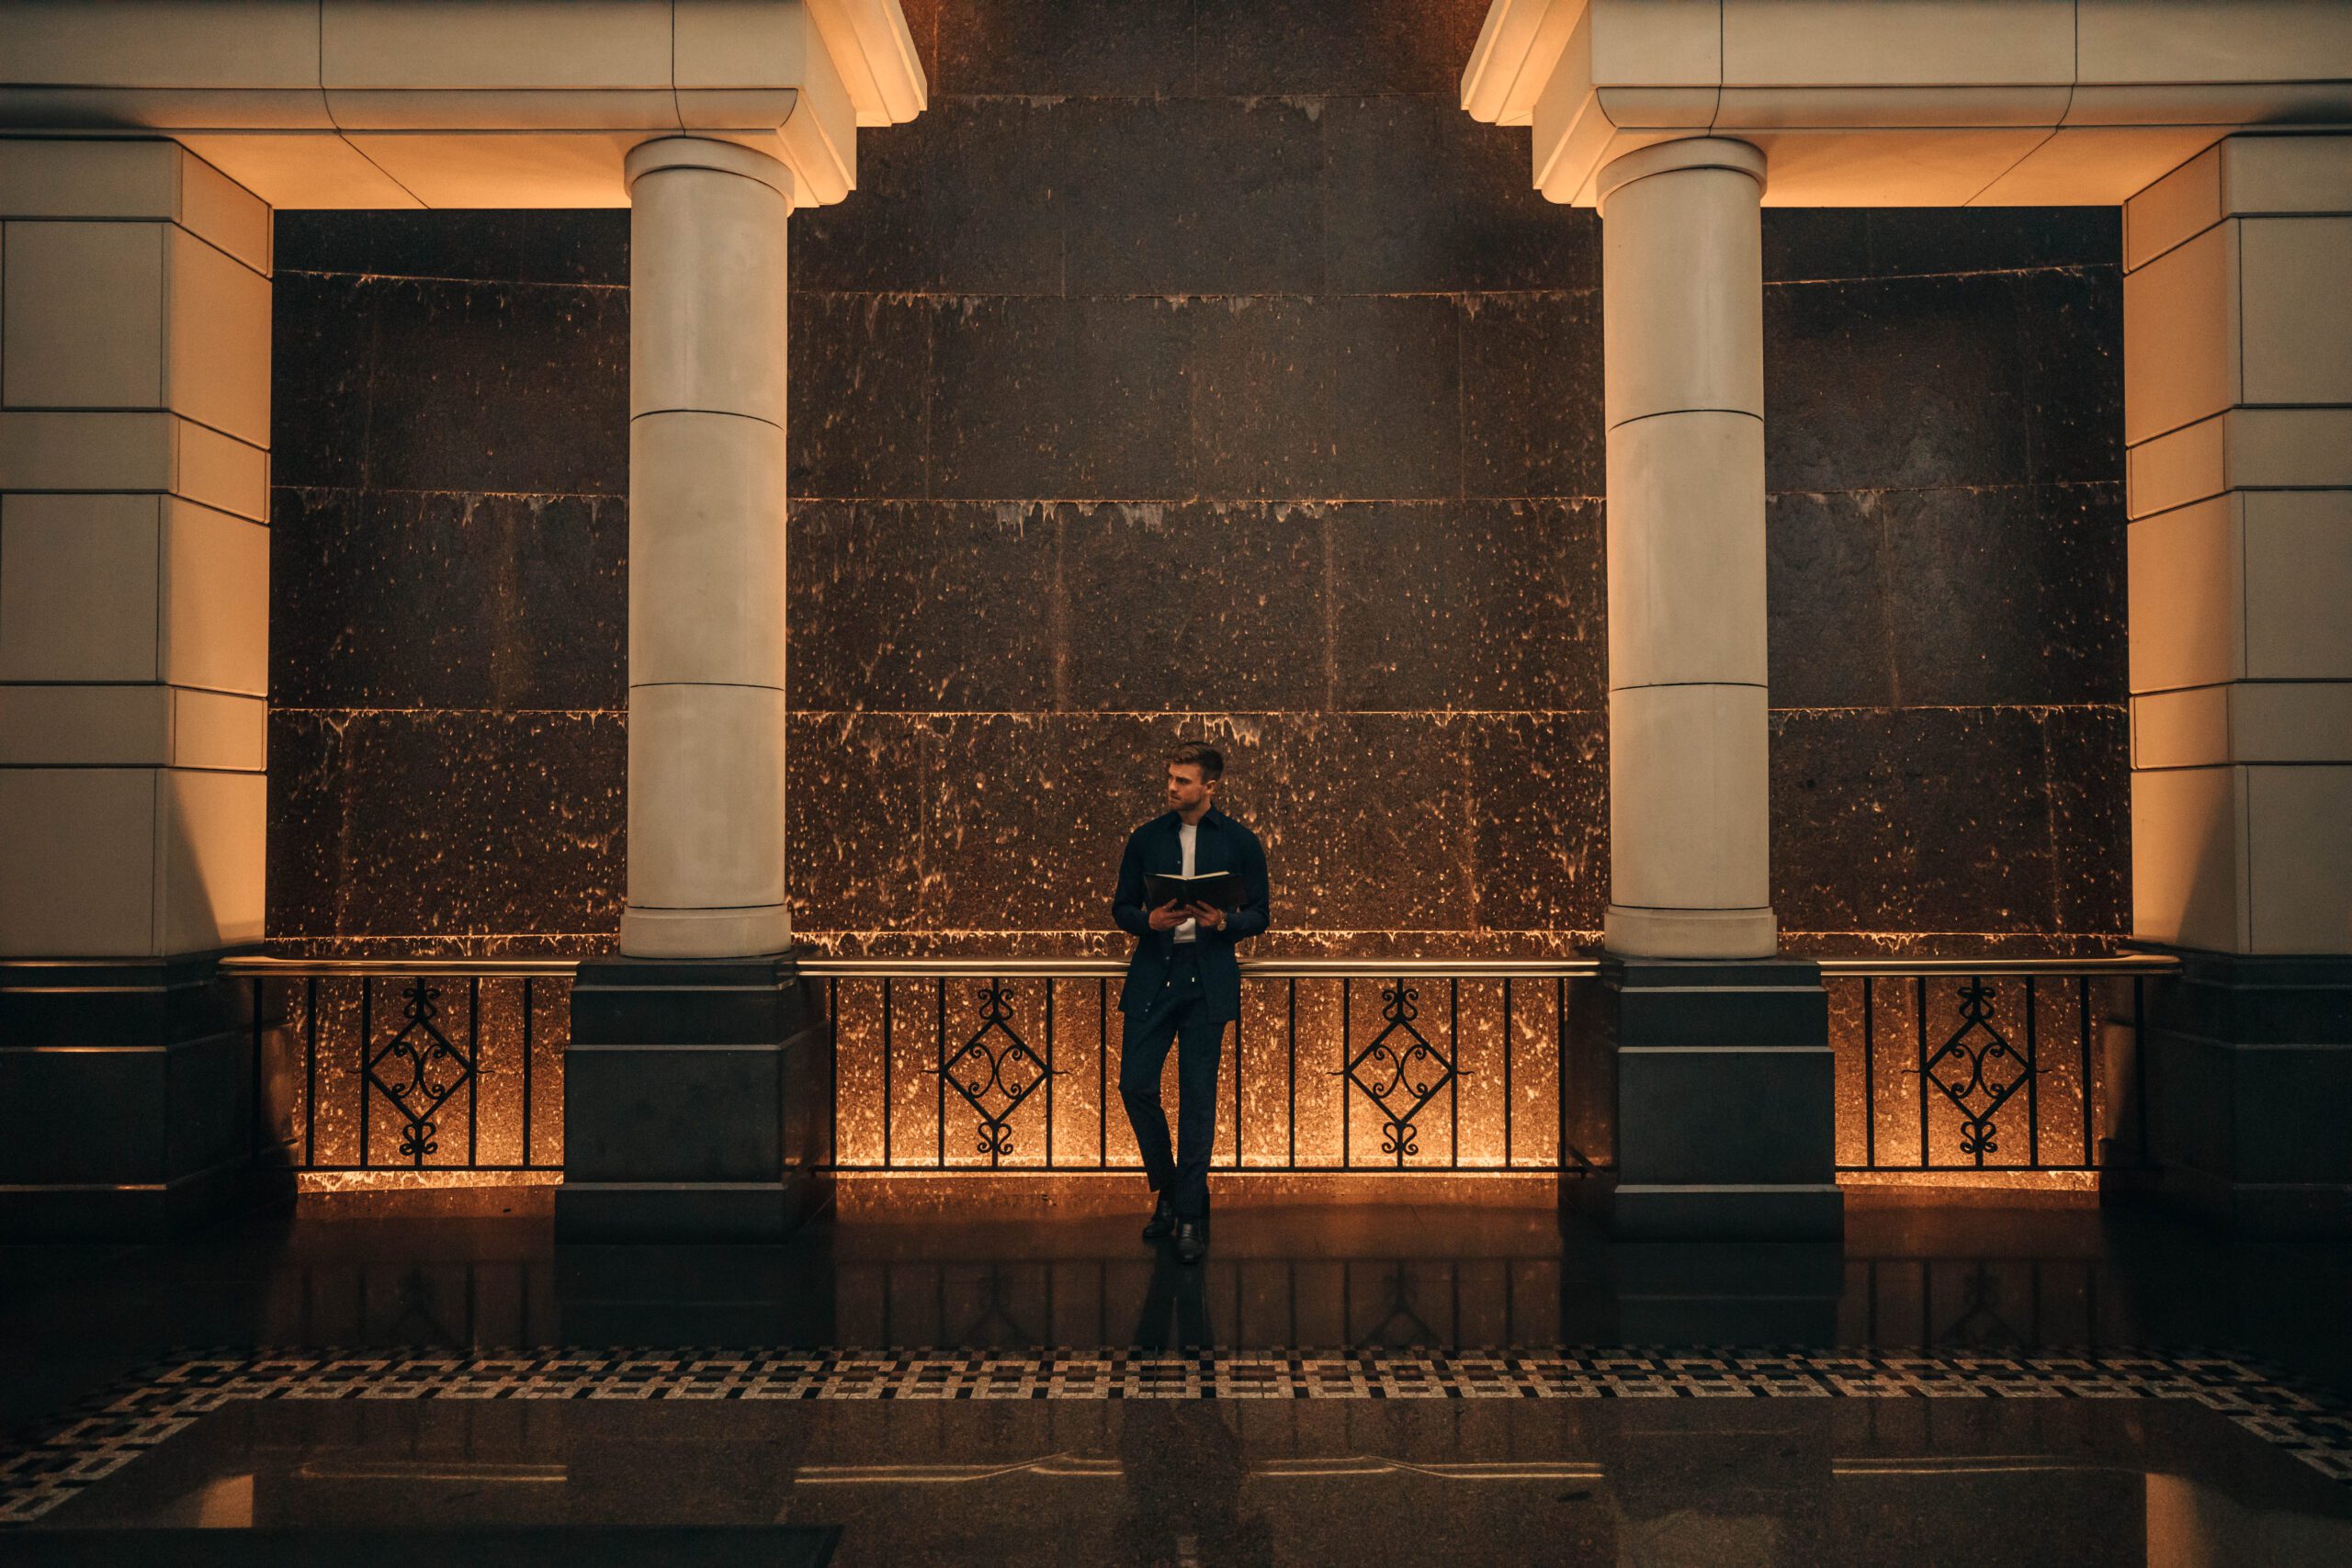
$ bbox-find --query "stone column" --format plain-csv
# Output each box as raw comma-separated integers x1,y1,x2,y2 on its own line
618,136,794,961
2122,133,2352,1235
1598,137,1774,961
0,140,288,1235
559,137,824,1243
1569,139,1838,1242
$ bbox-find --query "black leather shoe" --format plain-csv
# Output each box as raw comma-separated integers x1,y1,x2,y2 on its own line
1141,1198,1175,1242
1174,1219,1207,1264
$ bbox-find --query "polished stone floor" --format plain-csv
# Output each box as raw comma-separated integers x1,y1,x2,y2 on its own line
4,1193,2350,1564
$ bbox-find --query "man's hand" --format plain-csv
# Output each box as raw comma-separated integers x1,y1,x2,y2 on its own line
1186,903,1227,931
1147,899,1190,931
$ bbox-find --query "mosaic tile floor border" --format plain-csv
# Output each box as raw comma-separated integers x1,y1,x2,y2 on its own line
5,1346,2349,1523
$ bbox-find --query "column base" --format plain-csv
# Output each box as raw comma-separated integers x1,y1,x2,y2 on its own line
1565,958,1842,1242
0,956,295,1240
555,953,830,1244
617,905,793,959
1602,905,1777,959
2139,948,2352,1238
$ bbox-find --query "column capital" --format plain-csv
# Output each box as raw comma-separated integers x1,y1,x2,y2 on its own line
625,136,798,206
1596,137,1766,215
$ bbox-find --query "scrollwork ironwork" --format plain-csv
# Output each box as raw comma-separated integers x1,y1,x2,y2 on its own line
1339,980,1460,1166
1923,979,2034,1167
930,978,1057,1166
366,977,476,1167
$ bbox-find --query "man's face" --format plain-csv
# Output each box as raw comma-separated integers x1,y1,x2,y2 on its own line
1165,763,1216,813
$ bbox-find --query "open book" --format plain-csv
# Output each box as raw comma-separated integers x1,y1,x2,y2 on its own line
1144,870,1241,910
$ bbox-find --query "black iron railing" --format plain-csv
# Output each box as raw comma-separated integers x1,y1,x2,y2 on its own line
1819,958,2171,1176
222,953,2175,1183
227,958,571,1176
803,958,1589,1174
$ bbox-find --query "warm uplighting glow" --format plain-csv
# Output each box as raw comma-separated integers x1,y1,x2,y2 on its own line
274,966,2128,1195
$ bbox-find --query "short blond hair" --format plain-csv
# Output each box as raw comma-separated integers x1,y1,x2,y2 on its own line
1168,740,1223,782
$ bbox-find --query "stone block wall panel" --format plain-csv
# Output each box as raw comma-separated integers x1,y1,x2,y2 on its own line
264,9,2131,960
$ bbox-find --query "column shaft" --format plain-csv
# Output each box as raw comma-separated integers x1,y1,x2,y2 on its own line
619,138,795,959
1598,138,1775,960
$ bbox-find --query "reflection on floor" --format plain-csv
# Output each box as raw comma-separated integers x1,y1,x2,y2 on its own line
3,1196,2350,1564
13,1377,2352,1564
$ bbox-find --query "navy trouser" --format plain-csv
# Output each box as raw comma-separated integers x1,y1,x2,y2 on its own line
1118,946,1227,1220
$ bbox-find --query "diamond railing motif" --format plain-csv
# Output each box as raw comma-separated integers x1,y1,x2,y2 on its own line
1341,980,1461,1167
933,978,1057,1165
366,977,477,1166
1922,979,2036,1167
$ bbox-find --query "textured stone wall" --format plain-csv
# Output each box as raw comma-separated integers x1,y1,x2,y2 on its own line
1760,210,2127,950
268,211,629,951
266,0,2126,957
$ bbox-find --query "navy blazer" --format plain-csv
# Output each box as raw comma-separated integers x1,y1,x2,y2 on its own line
1112,807,1271,1022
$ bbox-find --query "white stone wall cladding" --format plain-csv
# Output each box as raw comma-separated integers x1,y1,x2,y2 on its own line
2120,135,2352,956
0,140,272,958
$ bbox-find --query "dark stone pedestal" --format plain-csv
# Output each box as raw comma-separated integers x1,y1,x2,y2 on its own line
2140,949,2352,1237
0,956,294,1239
554,953,831,1244
1566,958,1843,1242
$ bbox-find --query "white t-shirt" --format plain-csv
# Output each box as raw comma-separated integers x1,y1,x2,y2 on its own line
1174,820,1198,943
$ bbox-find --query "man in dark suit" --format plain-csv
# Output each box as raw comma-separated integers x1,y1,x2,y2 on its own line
1111,740,1271,1264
